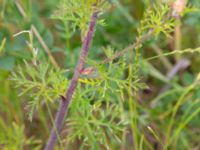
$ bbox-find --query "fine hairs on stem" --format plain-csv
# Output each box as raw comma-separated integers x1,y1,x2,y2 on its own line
44,11,99,150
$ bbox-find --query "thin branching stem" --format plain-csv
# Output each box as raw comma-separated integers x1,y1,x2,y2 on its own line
14,0,59,69
100,29,154,64
31,26,60,68
44,11,99,150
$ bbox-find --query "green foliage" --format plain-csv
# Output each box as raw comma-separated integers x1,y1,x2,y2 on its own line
0,123,41,150
67,94,125,149
64,48,148,148
138,4,175,37
1,0,200,149
52,0,110,37
181,4,199,17
11,62,68,121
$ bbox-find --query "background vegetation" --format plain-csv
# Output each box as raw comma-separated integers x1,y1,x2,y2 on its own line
0,0,200,149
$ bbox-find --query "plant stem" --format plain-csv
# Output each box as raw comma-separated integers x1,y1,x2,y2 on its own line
174,19,182,61
100,29,153,64
14,0,60,69
44,11,99,150
151,44,172,70
31,25,59,69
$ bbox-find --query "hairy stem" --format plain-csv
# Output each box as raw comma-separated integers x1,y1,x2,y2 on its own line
44,11,99,150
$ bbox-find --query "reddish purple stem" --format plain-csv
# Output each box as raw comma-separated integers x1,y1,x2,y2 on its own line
44,11,99,150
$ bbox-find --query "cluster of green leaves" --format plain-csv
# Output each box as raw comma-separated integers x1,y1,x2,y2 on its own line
11,62,68,121
52,0,110,37
60,45,149,149
138,4,175,37
67,90,125,149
